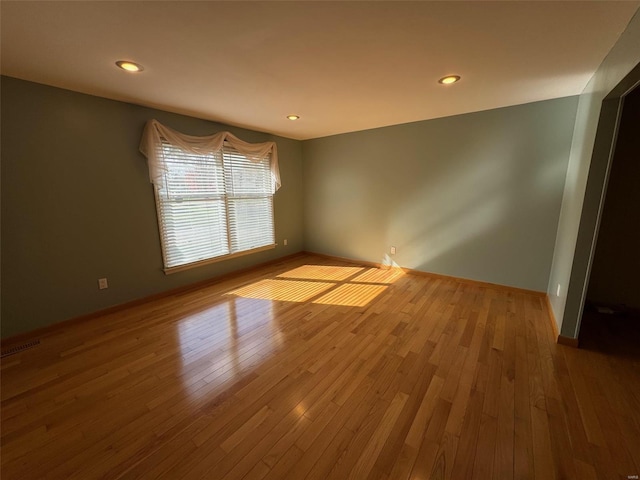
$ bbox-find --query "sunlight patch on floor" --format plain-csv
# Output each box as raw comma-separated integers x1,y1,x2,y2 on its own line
277,264,364,281
228,264,398,307
228,279,334,302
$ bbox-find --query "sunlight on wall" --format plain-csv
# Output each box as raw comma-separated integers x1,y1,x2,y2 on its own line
379,254,401,270
389,151,509,268
407,195,507,265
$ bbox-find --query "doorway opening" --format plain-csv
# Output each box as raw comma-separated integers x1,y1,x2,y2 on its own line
578,83,640,352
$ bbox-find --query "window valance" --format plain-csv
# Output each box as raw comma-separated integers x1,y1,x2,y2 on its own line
139,119,281,192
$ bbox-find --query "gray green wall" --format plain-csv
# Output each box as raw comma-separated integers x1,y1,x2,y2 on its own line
1,76,304,338
548,10,640,337
302,97,578,292
12,46,638,338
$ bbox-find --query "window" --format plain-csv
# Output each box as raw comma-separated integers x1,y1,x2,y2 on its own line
140,120,280,273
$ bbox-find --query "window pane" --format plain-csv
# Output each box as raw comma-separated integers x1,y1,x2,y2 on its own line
228,197,274,252
158,199,229,268
223,149,273,196
162,144,225,199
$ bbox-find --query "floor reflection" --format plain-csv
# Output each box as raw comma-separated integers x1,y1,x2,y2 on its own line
175,264,404,400
177,297,283,399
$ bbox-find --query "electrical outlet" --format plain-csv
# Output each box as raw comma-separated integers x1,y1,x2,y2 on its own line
98,278,108,290
390,246,397,255
556,284,561,296
283,239,288,246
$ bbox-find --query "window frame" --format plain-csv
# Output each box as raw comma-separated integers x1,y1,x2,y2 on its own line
153,140,277,274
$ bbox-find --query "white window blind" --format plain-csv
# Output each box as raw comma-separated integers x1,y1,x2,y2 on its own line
155,140,275,271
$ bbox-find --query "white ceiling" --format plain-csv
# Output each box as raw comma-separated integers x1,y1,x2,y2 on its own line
1,1,638,140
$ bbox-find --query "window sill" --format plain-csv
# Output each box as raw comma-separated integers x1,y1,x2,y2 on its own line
163,244,276,275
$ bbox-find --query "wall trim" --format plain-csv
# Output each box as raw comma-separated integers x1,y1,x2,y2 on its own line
544,294,560,343
544,295,560,339
5,250,569,350
304,251,546,297
302,251,388,270
543,294,579,347
557,335,580,348
1,252,305,349
405,268,546,298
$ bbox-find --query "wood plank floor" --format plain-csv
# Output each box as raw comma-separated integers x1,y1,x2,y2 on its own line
1,254,639,479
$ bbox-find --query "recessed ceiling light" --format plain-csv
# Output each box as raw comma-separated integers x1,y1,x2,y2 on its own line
116,61,144,72
438,75,461,85
287,115,300,121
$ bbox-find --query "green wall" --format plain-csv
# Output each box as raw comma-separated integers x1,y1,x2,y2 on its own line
0,76,584,339
302,97,578,292
1,76,304,338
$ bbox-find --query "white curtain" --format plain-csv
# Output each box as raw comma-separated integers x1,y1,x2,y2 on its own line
139,119,281,192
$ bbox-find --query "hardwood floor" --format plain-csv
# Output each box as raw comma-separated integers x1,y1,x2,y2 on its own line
1,254,639,479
